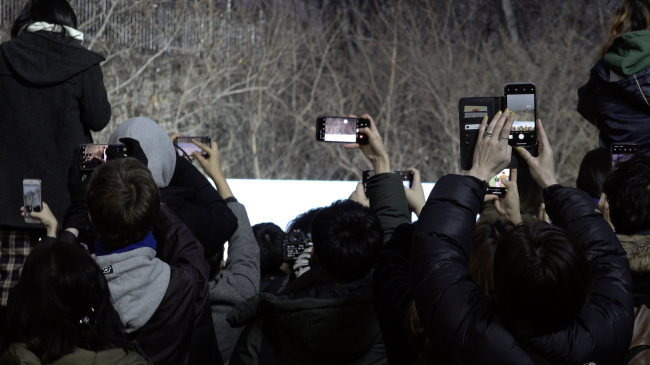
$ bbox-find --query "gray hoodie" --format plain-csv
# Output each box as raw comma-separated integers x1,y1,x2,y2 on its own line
108,117,176,188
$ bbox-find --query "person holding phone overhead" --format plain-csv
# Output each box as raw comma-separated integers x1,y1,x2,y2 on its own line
0,0,111,325
578,0,650,153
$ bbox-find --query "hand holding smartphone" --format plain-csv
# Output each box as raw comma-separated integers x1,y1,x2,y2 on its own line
174,136,211,160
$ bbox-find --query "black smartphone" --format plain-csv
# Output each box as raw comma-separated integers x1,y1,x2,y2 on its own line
22,178,42,224
282,229,309,261
611,143,639,167
505,83,537,147
362,169,414,192
487,168,511,195
315,116,370,144
79,144,128,171
175,136,211,159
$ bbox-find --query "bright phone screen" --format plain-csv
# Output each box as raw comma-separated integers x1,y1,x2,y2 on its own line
324,117,357,143
507,93,536,145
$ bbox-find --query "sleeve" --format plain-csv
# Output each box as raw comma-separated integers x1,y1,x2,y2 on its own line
210,201,260,304
525,185,634,364
169,156,238,258
366,173,411,243
577,65,600,126
79,64,111,132
411,175,534,365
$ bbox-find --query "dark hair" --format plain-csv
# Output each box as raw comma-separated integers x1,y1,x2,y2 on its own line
576,148,611,199
603,154,650,234
253,223,286,277
11,0,78,38
87,158,160,251
470,221,514,295
311,200,382,281
286,207,325,237
600,0,650,57
4,242,132,362
493,222,591,334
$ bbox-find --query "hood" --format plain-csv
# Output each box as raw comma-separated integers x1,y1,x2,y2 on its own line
0,31,104,86
604,30,650,76
2,343,148,365
108,117,177,188
93,247,171,333
618,234,650,272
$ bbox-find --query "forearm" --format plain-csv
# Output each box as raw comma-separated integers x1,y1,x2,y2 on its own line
367,173,411,243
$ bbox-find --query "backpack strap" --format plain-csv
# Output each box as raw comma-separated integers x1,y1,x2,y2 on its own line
633,74,650,108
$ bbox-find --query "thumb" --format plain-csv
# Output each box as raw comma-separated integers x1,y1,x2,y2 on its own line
515,147,535,166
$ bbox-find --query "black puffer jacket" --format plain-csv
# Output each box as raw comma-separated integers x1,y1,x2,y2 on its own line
412,175,634,364
578,60,650,153
0,31,110,228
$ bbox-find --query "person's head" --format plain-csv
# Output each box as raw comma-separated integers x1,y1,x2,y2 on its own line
11,0,78,38
493,222,591,335
108,117,177,188
286,206,325,239
87,158,160,251
252,223,286,277
601,0,650,56
603,154,650,234
311,200,382,281
576,148,611,200
470,221,514,295
5,242,130,362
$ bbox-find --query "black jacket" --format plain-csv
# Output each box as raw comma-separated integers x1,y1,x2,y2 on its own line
160,156,238,263
0,31,110,228
412,175,634,364
133,206,216,365
578,60,650,153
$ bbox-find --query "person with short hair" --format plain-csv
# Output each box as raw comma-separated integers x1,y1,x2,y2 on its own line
412,113,633,363
88,158,212,365
252,223,291,294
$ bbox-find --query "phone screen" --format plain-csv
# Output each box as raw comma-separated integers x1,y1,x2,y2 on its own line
324,117,357,143
611,144,639,167
175,137,211,158
23,179,42,223
506,84,536,146
80,144,127,171
487,168,511,195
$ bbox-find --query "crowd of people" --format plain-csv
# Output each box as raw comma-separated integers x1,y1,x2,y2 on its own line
2,0,650,364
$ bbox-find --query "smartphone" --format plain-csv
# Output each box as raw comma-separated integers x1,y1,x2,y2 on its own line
611,143,639,167
315,116,370,144
362,169,414,192
505,83,537,147
458,97,505,170
79,144,128,171
22,179,42,224
282,229,309,261
175,136,211,159
487,168,511,195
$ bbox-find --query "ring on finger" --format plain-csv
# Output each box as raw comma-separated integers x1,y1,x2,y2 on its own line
500,135,509,140
484,130,494,137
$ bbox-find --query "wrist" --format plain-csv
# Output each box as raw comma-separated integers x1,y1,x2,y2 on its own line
372,156,390,174
466,167,492,182
47,222,58,238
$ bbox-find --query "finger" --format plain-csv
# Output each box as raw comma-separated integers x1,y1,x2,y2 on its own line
343,143,360,149
212,141,219,153
347,114,358,118
500,111,515,139
484,194,499,202
192,151,207,164
407,167,421,185
511,168,518,184
192,139,212,154
501,178,514,190
515,146,535,164
477,115,489,141
536,119,551,152
169,133,179,141
360,114,376,132
491,109,510,137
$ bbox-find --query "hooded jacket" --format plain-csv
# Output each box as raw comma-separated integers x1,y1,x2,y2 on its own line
0,343,150,365
412,175,634,364
229,266,387,365
578,30,650,153
0,31,111,228
94,206,211,365
618,234,650,308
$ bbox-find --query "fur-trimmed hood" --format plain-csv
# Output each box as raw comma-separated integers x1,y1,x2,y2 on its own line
618,234,650,272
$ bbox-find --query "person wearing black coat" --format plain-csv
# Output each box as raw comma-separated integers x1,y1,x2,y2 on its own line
412,113,634,364
0,0,110,311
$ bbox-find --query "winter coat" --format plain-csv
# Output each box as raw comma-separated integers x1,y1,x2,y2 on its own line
95,206,212,365
619,234,650,308
367,173,427,365
228,265,387,365
0,343,149,365
210,200,260,364
0,31,111,228
412,175,634,364
578,60,650,153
